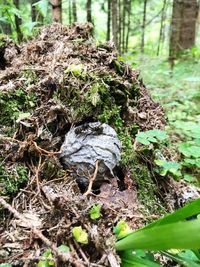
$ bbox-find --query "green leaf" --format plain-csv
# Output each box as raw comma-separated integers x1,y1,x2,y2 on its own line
65,64,85,76
72,226,88,244
113,220,132,239
116,218,200,251
120,250,161,267
89,204,101,220
38,249,54,267
136,130,168,146
178,143,200,158
57,244,70,253
16,112,30,123
154,160,182,177
33,0,49,18
0,264,12,267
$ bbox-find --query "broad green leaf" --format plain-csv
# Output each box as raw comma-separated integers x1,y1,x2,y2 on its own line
89,204,101,220
72,226,88,244
143,198,200,229
0,264,12,267
115,218,200,251
120,250,161,267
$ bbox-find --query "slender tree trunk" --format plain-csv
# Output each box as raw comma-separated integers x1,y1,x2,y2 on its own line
51,0,62,23
169,0,198,61
68,0,72,24
86,0,92,23
13,0,23,42
125,0,131,52
122,0,126,54
107,0,111,41
111,0,119,49
72,0,77,22
141,0,147,53
118,0,122,54
157,0,167,56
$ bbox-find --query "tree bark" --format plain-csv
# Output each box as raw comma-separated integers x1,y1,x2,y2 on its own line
111,0,119,49
72,0,77,22
86,0,92,23
68,0,72,24
125,0,131,52
13,0,23,42
107,0,111,41
51,0,62,23
157,0,167,56
141,0,147,53
169,0,198,60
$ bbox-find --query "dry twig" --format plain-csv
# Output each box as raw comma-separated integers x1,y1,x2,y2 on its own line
84,160,99,196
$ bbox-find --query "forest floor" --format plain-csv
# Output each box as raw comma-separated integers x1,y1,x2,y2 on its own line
0,23,200,267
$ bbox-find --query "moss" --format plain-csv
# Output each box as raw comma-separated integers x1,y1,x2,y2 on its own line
0,164,28,196
129,153,166,215
0,88,36,127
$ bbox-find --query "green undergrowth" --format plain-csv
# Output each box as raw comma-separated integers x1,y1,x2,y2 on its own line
0,163,28,195
0,88,36,129
123,54,200,186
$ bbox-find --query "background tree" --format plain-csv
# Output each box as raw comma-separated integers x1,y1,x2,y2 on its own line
86,0,92,23
141,0,147,53
13,0,23,42
72,0,77,22
51,0,62,23
169,0,198,62
107,0,111,41
111,0,119,49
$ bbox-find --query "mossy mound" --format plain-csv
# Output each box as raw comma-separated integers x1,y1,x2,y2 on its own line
0,23,167,266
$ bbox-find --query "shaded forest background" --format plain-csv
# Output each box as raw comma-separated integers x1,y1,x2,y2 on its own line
1,0,200,60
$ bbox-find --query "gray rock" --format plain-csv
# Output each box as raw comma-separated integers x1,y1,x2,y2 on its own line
60,122,121,188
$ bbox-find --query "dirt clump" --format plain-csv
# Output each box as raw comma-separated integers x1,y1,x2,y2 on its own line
0,23,166,266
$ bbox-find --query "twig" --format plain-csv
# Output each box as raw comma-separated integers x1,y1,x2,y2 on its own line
0,197,83,266
32,141,61,156
84,160,99,196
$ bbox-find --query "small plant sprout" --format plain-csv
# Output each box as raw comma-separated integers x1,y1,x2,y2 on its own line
89,204,102,220
113,220,132,239
38,249,54,267
72,226,88,244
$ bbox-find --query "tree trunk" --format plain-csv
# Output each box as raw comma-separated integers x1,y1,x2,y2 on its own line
141,0,147,53
86,0,92,23
111,0,119,49
125,0,131,52
107,0,111,41
13,0,23,42
72,0,77,22
68,0,72,24
51,0,62,23
169,0,198,60
157,0,167,56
